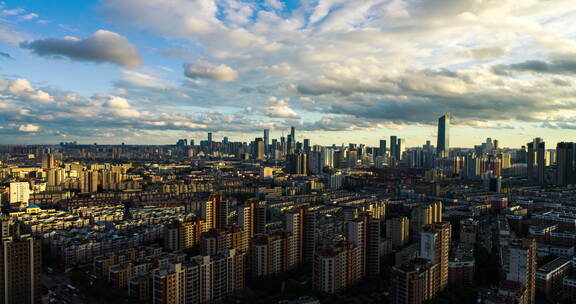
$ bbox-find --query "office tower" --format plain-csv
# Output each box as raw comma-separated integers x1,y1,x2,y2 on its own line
390,136,398,160
437,113,451,157
41,153,55,170
538,142,545,184
390,258,438,304
386,217,410,248
379,139,387,156
9,182,30,206
286,152,308,175
313,242,362,294
557,142,576,186
527,138,544,183
0,234,42,304
163,218,203,251
239,200,266,238
346,149,358,168
420,222,451,294
254,137,265,160
307,151,322,174
333,150,345,169
303,138,310,152
506,238,536,304
287,135,294,155
207,132,213,154
527,142,535,181
397,138,406,161
290,126,295,142
263,129,269,155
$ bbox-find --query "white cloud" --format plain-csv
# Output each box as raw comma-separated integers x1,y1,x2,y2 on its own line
20,13,39,20
7,78,34,94
116,70,170,89
263,97,299,118
24,90,54,103
104,96,140,118
183,62,238,82
18,124,40,132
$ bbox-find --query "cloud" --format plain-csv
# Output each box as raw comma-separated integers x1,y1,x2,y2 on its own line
493,59,576,75
20,30,142,67
20,13,38,20
0,52,13,59
1,78,54,103
115,70,170,89
104,96,141,118
263,97,299,119
6,78,34,94
183,62,238,82
18,124,40,132
161,47,191,59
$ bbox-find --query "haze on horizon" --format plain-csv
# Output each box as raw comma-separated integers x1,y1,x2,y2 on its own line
0,0,575,148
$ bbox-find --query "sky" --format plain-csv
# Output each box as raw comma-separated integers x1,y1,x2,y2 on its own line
0,0,575,148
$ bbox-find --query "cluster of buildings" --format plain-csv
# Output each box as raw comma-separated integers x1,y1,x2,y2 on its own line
1,119,576,304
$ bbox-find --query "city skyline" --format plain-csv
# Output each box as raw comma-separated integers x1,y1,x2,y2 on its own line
0,1,575,146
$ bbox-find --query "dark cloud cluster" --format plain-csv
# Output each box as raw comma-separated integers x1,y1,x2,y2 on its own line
20,30,141,67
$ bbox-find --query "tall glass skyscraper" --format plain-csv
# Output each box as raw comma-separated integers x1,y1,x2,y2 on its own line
437,113,450,157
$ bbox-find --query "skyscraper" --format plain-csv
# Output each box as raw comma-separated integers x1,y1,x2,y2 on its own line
379,139,387,156
390,136,398,159
557,142,576,186
437,113,450,157
263,129,269,155
254,137,265,160
290,126,295,142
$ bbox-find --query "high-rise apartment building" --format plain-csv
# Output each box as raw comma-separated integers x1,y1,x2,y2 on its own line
410,202,442,238
347,212,381,278
437,113,450,157
250,232,298,277
0,234,42,304
9,182,30,206
238,200,266,238
163,218,204,252
152,249,245,304
313,242,362,295
505,238,536,304
386,217,410,248
41,153,55,170
420,222,451,295
285,206,317,263
390,258,438,304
